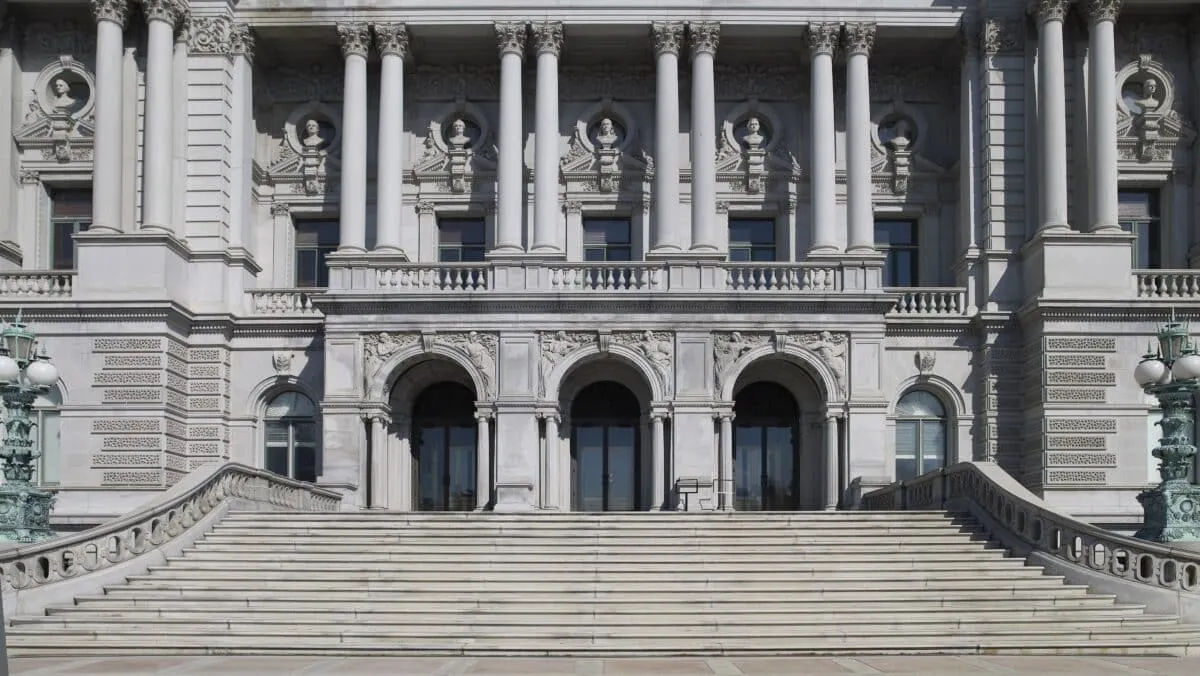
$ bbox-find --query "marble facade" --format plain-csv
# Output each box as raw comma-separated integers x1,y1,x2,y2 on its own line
0,0,1195,528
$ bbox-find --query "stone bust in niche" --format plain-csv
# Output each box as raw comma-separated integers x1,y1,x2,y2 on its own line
1132,77,1161,115
887,118,913,151
744,117,765,149
301,119,327,150
596,118,619,149
50,78,80,114
448,119,471,149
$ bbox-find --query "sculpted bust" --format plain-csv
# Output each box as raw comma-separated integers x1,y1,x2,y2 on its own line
51,79,78,113
301,119,326,149
448,118,470,149
596,118,618,149
887,118,913,151
1133,78,1161,115
743,117,764,149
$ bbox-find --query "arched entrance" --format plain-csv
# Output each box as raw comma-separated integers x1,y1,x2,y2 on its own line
412,381,478,511
733,381,801,510
571,381,642,512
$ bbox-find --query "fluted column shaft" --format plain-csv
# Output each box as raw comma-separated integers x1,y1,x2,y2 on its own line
374,24,409,253
90,0,128,233
140,0,179,232
808,23,839,254
475,413,492,510
543,414,560,510
651,22,684,254
651,414,666,510
718,414,734,511
1035,1,1070,231
1086,0,1122,232
845,23,876,253
337,23,370,251
689,22,720,253
824,414,839,510
494,22,526,255
532,23,564,255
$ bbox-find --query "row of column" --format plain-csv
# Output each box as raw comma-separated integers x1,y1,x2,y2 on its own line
1033,0,1122,233
333,20,881,258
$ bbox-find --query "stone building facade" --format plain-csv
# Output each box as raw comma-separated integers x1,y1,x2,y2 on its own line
0,0,1192,528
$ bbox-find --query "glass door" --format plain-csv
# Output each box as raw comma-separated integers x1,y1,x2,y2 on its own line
572,424,640,512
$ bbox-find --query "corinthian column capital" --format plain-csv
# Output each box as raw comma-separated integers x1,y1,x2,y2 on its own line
495,21,527,57
688,21,720,58
1029,0,1071,24
652,21,685,56
90,0,130,27
140,0,182,26
843,22,876,57
1083,0,1121,24
532,21,563,56
806,22,840,57
373,23,410,58
337,22,371,59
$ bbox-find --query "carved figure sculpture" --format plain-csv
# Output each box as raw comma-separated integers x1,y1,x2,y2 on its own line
51,78,78,113
596,118,619,149
744,117,764,149
301,119,325,149
807,331,847,393
1134,78,1161,114
887,118,912,151
544,331,577,364
640,330,672,376
448,118,471,149
464,331,495,395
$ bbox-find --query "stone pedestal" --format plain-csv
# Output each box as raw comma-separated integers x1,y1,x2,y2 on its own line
1135,481,1200,543
1021,230,1136,301
0,486,55,543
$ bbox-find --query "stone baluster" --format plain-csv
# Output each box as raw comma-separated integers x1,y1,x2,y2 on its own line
689,22,720,254
1033,0,1071,231
844,23,876,253
493,22,527,256
89,0,129,233
651,22,684,254
337,22,371,251
1084,0,1122,232
139,0,182,233
807,23,840,254
374,23,410,254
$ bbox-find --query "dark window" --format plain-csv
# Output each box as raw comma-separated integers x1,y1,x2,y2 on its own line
438,218,486,262
875,219,919,287
729,218,777,262
294,220,339,288
582,218,632,262
50,189,92,270
1120,190,1162,269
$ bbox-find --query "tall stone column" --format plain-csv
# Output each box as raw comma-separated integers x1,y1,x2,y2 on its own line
367,416,385,508
493,22,527,256
373,23,409,254
139,0,181,233
807,23,840,254
475,412,492,510
959,22,981,256
171,13,188,234
229,23,255,251
1085,0,1122,232
718,413,734,511
650,413,666,510
1033,0,1071,232
824,414,839,510
542,413,560,510
844,23,876,253
337,22,371,251
689,22,720,254
89,0,129,233
651,22,684,254
531,22,564,256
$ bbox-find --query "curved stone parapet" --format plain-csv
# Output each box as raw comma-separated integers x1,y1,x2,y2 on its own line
0,462,340,616
861,461,1200,622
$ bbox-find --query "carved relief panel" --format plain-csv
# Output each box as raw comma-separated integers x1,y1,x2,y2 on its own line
1114,20,1195,168
256,59,345,204
14,56,97,167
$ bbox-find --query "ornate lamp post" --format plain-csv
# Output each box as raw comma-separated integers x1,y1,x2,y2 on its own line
1133,316,1200,544
0,313,59,543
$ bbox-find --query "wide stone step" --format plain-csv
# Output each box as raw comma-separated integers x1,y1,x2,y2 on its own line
208,525,984,537
168,556,1023,571
26,607,1153,625
191,540,1000,554
203,532,989,544
222,511,957,522
94,586,1102,602
186,543,1002,558
57,596,1127,613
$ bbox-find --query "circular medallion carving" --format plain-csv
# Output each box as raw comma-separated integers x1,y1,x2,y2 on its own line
33,59,96,120
588,116,627,149
1116,60,1175,117
284,102,342,156
442,116,483,150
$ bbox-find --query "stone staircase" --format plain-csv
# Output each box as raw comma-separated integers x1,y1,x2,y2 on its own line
8,511,1200,656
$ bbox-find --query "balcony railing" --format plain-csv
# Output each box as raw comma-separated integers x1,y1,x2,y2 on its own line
0,271,75,298
1134,269,1200,298
377,264,490,291
724,263,838,292
886,287,968,316
549,263,664,291
248,288,322,316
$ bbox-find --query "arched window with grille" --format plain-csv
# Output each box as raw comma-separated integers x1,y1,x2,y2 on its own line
33,387,62,486
263,391,319,483
895,390,948,481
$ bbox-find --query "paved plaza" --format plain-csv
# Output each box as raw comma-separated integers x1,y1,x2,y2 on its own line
9,656,1200,676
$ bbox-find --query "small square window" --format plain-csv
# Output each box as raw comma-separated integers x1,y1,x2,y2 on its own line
49,188,92,271
294,220,339,288
582,218,632,262
438,218,486,262
729,218,776,262
875,219,919,287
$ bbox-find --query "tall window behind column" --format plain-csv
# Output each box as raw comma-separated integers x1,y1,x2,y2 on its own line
263,391,319,483
50,189,92,270
875,219,918,287
294,220,339,288
728,218,776,262
1119,190,1161,269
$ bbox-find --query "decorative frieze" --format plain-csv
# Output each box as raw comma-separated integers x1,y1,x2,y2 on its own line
561,65,654,100
714,64,798,101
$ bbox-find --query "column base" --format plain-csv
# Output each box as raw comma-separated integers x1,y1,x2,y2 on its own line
805,245,841,257
1088,223,1123,234
486,245,526,260
1134,480,1200,544
645,246,684,259
1037,222,1072,235
370,245,410,260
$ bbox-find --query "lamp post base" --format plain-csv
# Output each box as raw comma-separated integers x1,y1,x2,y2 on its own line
0,485,56,543
1135,479,1200,543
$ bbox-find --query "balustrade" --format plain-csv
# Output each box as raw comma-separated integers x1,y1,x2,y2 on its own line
1135,270,1200,298
0,272,75,298
376,264,490,291
887,287,966,316
548,263,664,291
723,263,839,292
248,289,322,315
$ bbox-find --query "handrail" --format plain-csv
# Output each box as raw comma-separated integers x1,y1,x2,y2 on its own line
862,462,1200,600
0,462,340,596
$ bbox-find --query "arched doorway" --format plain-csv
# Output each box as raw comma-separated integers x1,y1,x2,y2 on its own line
733,381,801,510
571,381,642,512
412,381,478,511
